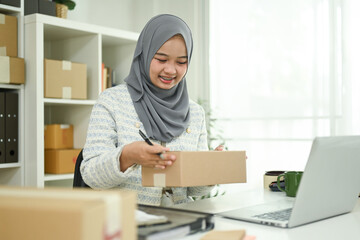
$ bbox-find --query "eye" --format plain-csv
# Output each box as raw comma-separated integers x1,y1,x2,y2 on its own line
155,58,166,63
177,61,188,65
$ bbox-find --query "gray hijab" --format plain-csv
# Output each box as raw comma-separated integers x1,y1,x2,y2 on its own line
125,14,193,142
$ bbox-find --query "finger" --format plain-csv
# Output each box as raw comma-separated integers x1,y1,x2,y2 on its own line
159,152,176,160
154,165,165,169
215,145,224,151
155,158,173,166
154,146,171,155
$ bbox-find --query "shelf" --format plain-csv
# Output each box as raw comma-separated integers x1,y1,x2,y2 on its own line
25,14,139,42
0,163,21,169
0,84,24,90
0,3,24,187
24,12,138,188
44,98,96,106
44,173,74,181
0,4,21,14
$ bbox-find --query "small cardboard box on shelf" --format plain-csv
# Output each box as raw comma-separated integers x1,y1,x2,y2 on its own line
0,14,17,57
142,151,247,187
45,148,81,174
44,59,87,100
0,56,25,84
0,186,137,240
44,124,74,149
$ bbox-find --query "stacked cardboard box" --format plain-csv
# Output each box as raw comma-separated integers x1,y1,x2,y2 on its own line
44,59,87,99
0,186,137,240
0,13,25,84
44,124,81,174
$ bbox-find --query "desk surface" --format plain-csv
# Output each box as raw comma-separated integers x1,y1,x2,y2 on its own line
170,188,360,240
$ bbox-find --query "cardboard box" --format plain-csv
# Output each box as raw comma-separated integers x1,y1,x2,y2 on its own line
0,186,137,240
45,148,81,174
44,59,87,99
142,151,247,187
0,56,25,84
44,124,73,149
0,14,17,57
0,0,20,7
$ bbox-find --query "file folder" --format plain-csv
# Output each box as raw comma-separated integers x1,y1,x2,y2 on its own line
5,91,18,163
0,91,5,163
137,205,214,240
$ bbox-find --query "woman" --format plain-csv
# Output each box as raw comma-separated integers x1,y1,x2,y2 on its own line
81,14,222,206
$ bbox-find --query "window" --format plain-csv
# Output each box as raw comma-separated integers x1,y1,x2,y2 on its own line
209,0,343,190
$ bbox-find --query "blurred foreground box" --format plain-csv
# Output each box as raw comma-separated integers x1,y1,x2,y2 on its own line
0,187,137,240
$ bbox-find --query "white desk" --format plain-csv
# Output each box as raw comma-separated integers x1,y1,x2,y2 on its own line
171,188,360,240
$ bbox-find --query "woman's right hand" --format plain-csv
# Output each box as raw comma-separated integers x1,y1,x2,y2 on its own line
119,141,176,172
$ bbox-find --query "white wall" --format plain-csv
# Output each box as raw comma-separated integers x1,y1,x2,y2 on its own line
341,0,360,134
67,0,209,102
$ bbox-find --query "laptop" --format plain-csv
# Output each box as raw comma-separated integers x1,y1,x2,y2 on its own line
218,136,360,228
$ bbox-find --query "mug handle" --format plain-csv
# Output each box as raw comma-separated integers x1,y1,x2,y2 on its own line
277,174,286,192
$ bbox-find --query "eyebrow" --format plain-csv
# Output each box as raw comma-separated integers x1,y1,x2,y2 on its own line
155,52,188,59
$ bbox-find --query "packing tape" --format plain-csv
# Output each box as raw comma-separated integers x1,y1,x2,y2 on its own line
60,124,70,129
0,14,5,24
153,174,166,187
62,60,72,70
62,87,72,99
0,47,6,56
0,56,10,83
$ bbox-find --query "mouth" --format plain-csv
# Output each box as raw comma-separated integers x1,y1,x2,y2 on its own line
159,76,175,84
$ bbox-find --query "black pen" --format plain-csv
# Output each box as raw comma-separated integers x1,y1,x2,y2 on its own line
139,130,163,156
139,130,154,146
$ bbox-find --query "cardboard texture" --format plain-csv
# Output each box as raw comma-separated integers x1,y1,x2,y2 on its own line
44,59,87,99
0,14,17,57
45,148,81,174
0,186,137,240
44,124,74,149
142,151,247,187
201,230,246,240
0,56,25,84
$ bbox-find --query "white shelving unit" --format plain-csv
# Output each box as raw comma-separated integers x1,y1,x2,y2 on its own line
24,14,139,187
0,1,25,186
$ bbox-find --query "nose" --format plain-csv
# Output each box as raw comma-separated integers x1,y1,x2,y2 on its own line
164,62,176,75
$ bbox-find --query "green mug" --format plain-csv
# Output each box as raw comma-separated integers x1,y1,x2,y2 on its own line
277,171,303,197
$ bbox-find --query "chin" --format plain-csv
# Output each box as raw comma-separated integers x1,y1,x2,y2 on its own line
158,80,177,89
160,84,175,90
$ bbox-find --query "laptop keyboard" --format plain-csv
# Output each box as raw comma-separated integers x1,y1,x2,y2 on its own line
253,208,292,221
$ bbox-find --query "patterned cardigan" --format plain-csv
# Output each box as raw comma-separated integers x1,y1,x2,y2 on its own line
81,84,214,206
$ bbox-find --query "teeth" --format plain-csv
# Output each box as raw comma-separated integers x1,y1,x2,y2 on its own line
161,76,173,81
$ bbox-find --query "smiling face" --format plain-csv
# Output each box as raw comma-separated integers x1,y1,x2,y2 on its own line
149,35,188,90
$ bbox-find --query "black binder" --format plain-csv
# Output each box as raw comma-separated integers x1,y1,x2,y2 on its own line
137,205,214,240
0,91,5,164
0,0,21,7
5,91,18,163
